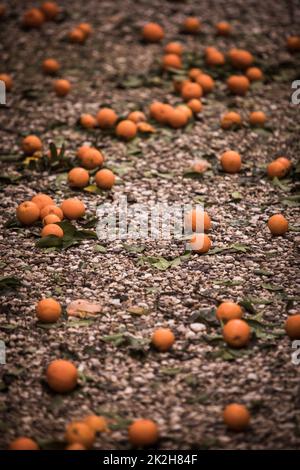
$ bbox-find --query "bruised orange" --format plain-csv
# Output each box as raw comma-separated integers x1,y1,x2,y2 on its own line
220,150,241,173
16,201,40,225
285,314,300,339
222,319,251,348
53,79,71,97
80,114,97,128
96,108,118,129
216,21,232,35
60,198,86,219
152,328,175,352
46,359,78,393
162,53,182,70
41,223,64,238
80,148,104,169
267,214,288,235
142,23,164,42
216,302,243,322
227,75,250,95
68,167,90,188
228,48,254,69
0,73,13,91
196,73,214,93
22,135,43,155
223,404,250,431
189,233,212,253
42,58,60,74
40,204,63,220
164,42,183,56
246,67,263,82
31,193,54,210
181,81,203,100
116,120,137,140
36,298,62,323
187,98,202,113
128,419,159,447
9,437,39,450
221,111,242,129
183,17,201,33
22,8,45,28
95,169,116,190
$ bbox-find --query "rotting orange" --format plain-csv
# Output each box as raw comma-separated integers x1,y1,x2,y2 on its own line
0,73,13,91
65,422,95,449
31,193,54,210
128,420,159,448
287,35,300,52
96,108,118,129
83,415,108,433
216,302,243,322
80,114,97,129
53,79,71,97
220,150,241,173
221,111,242,130
142,22,164,42
227,75,250,95
40,2,60,20
183,17,201,33
9,437,39,450
267,214,288,235
46,359,78,393
192,159,210,173
164,42,183,56
36,298,62,323
222,319,251,348
187,98,202,113
95,169,116,190
22,8,45,28
68,28,85,43
223,404,250,431
43,214,61,225
216,21,232,35
40,204,63,220
181,81,203,101
285,314,300,339
195,73,214,93
228,48,254,69
152,328,175,352
41,223,64,238
16,201,40,225
116,120,137,140
189,233,212,254
42,58,60,74
267,160,286,179
60,198,86,219
68,167,90,188
246,67,263,82
22,135,43,155
168,108,188,128
128,111,146,123
162,53,182,70
80,148,104,169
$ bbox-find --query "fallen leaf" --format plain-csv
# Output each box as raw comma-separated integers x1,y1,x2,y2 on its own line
66,299,102,318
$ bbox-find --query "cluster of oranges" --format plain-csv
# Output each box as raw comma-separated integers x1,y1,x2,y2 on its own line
22,2,60,29
68,22,93,44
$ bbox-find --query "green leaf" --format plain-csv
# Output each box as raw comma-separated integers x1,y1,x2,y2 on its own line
94,244,107,253
262,283,284,292
84,185,103,194
123,243,146,253
0,276,22,291
239,298,256,314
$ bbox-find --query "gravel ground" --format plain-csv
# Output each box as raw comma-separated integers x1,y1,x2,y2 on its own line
0,0,300,450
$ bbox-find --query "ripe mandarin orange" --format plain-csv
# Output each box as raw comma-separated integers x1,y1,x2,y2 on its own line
183,17,201,33
16,201,40,225
227,75,250,95
65,422,95,449
221,111,242,129
164,42,183,55
68,167,90,188
216,302,243,322
285,314,300,339
31,194,54,210
223,404,250,431
246,67,263,81
22,135,43,155
95,169,116,189
223,319,251,348
152,328,175,351
196,73,214,93
249,111,266,127
36,298,62,323
228,48,254,69
96,108,118,129
42,58,60,74
187,98,202,113
116,120,137,140
267,214,288,235
9,437,39,450
43,214,61,225
60,198,86,220
181,81,203,100
41,223,64,238
80,148,104,170
40,204,63,220
46,359,78,393
216,21,232,35
53,79,71,97
80,114,97,128
40,2,60,20
220,150,241,173
22,8,45,28
267,160,286,179
142,23,164,42
128,111,146,123
128,420,159,447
